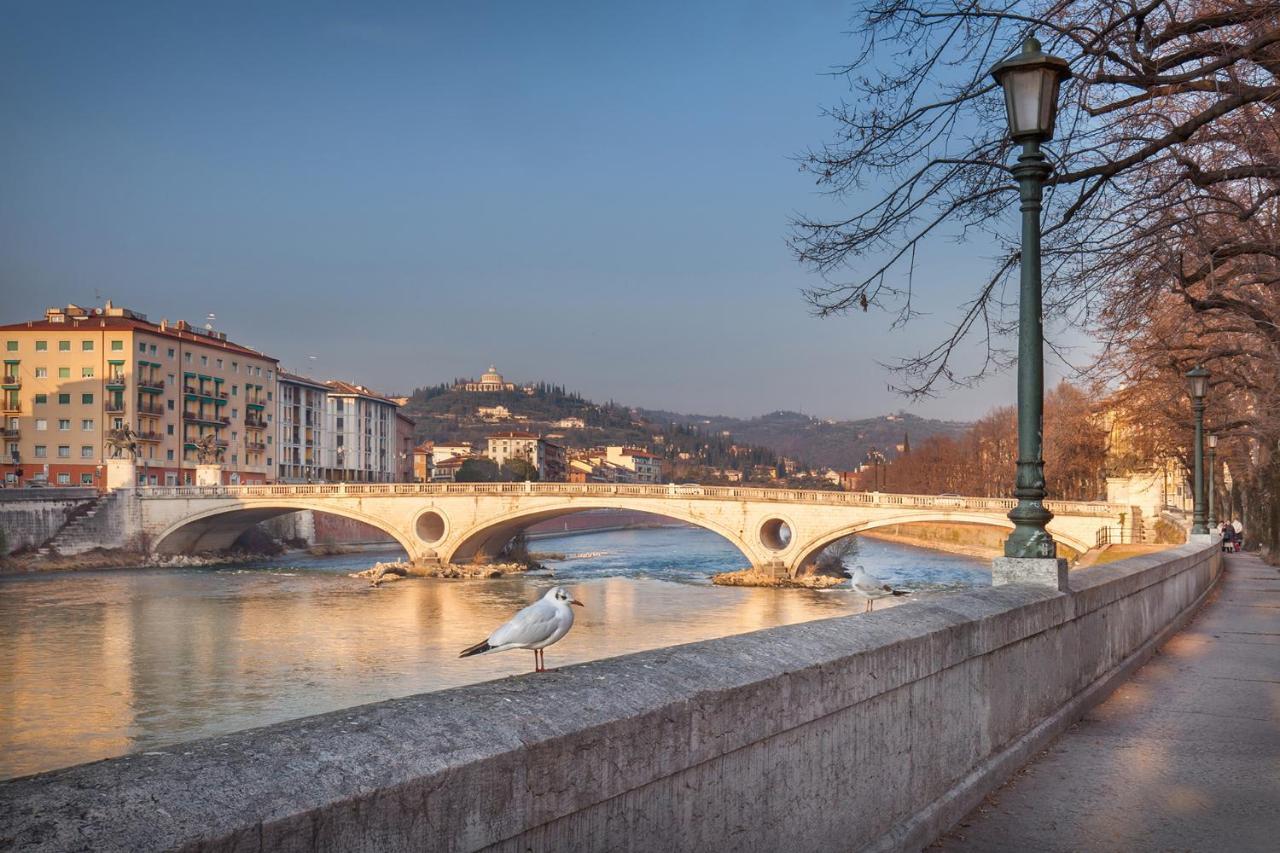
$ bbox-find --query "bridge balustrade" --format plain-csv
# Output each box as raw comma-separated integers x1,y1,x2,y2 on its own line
133,482,1121,516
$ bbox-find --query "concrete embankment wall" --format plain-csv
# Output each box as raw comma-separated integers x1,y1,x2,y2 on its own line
0,543,1220,852
0,488,97,553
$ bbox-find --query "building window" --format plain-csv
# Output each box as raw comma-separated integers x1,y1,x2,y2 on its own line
111,340,124,351
58,472,71,484
231,361,238,372
81,473,94,485
4,341,16,351
167,348,175,358
139,342,147,353
59,341,71,351
35,341,47,351
34,394,46,405
82,340,94,351
200,355,207,366
35,367,47,378
148,344,156,354
81,445,93,458
57,445,70,458
82,393,94,404
82,366,94,378
112,418,123,429
35,419,47,431
58,419,70,431
166,449,174,460
166,424,174,435
231,454,238,464
231,386,237,396
34,445,47,458
216,358,223,369
184,352,192,363
58,367,70,378
82,419,94,431
58,393,70,404
167,399,174,410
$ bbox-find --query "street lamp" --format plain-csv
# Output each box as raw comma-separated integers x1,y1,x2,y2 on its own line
1185,365,1209,535
1206,433,1218,530
990,36,1072,563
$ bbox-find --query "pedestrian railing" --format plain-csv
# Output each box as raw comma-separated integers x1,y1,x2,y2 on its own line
134,482,1123,517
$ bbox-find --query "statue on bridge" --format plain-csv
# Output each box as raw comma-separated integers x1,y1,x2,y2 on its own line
193,433,224,464
106,425,139,460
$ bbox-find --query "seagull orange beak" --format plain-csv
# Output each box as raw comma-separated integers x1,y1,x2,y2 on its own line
570,598,584,607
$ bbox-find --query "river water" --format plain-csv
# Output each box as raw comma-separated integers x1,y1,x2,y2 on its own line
0,527,988,780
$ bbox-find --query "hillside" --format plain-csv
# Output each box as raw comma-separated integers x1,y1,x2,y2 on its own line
638,409,971,471
399,381,969,475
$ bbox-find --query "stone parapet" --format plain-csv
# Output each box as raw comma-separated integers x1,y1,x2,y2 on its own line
0,542,1220,851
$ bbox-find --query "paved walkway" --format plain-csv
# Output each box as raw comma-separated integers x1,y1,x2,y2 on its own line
935,552,1280,852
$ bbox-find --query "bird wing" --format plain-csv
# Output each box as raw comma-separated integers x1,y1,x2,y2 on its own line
489,600,560,649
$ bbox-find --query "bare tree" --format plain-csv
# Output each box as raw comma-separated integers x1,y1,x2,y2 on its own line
793,0,1279,395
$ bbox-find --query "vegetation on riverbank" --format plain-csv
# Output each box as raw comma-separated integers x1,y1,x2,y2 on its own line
712,568,847,589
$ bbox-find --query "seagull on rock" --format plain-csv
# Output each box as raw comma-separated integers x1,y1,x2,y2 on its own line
848,565,910,612
459,586,584,672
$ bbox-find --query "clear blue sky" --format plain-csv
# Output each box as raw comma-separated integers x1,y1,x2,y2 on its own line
1,1,1082,420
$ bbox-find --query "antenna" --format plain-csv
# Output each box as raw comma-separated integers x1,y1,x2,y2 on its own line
205,312,216,331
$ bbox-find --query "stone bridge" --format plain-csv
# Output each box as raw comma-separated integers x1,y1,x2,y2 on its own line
137,482,1126,574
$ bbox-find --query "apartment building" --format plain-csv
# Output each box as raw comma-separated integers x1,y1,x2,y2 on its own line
324,381,401,482
2,302,277,486
604,446,663,483
486,430,543,477
276,372,329,482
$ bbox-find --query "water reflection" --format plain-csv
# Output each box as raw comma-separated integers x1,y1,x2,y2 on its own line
0,528,988,779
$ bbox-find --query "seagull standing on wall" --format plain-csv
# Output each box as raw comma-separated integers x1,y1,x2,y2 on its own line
459,586,584,672
849,565,910,613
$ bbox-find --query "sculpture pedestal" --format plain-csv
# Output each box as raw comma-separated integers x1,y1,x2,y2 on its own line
992,556,1069,592
195,464,224,487
104,459,137,491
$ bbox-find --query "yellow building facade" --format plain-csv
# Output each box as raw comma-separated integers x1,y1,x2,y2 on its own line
2,303,277,487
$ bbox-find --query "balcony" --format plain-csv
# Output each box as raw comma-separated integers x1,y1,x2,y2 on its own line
137,402,165,416
135,430,164,443
182,411,230,427
138,377,165,394
105,375,127,391
246,400,266,410
2,426,19,439
246,441,267,453
245,415,267,429
105,400,126,414
184,386,229,401
2,374,20,389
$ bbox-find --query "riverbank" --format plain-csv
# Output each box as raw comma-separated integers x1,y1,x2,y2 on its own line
0,546,319,577
859,525,1003,560
711,568,848,589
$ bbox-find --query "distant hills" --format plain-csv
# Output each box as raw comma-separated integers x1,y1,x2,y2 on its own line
637,409,971,471
400,379,970,473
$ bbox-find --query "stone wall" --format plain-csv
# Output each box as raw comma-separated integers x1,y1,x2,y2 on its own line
0,488,97,554
0,543,1220,852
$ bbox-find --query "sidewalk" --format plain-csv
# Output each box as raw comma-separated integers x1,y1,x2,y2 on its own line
934,552,1280,852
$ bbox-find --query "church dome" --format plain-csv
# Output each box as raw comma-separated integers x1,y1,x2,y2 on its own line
480,365,504,384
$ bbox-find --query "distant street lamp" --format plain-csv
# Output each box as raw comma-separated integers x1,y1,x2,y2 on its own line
990,36,1072,561
1185,365,1209,535
1206,433,1218,530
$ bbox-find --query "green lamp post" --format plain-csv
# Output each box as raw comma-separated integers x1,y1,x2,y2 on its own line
1206,433,1217,530
990,36,1072,560
1186,365,1210,535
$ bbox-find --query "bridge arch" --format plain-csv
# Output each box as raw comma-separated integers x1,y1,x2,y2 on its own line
440,502,761,568
790,512,1094,572
151,500,419,559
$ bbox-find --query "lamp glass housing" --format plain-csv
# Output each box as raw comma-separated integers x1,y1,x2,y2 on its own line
1185,365,1210,399
1208,434,1218,450
990,36,1071,142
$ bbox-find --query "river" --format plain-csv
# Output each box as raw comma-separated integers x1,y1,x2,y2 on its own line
0,527,989,780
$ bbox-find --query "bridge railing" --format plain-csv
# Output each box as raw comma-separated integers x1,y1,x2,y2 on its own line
134,482,1123,517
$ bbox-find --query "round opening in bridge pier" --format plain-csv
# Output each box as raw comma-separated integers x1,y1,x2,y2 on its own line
759,518,792,552
415,510,447,544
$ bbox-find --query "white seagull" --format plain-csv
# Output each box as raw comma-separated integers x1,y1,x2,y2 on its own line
459,586,584,672
848,565,910,613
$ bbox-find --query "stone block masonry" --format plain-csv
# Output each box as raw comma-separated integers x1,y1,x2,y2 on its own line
0,541,1219,851
0,488,97,554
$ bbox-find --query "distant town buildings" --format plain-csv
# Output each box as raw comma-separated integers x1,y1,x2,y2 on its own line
604,446,662,483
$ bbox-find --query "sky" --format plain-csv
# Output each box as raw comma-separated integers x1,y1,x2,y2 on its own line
1,1,1088,421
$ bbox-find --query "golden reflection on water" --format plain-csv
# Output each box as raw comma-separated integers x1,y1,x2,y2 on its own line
0,569,870,779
